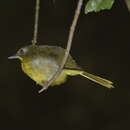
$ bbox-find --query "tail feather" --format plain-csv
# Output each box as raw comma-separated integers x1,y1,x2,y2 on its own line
80,71,114,89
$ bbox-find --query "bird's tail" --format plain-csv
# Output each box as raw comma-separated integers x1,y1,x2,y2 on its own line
80,71,114,89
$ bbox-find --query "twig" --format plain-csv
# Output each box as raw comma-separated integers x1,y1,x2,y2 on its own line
32,0,40,45
39,0,83,93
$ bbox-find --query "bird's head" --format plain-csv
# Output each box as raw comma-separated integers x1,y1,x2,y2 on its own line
8,45,38,62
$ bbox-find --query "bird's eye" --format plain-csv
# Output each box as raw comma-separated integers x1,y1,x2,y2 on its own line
19,48,27,55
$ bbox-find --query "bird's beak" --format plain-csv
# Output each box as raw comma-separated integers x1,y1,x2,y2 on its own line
8,55,20,60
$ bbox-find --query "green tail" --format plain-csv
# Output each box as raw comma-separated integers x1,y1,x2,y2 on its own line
80,71,114,88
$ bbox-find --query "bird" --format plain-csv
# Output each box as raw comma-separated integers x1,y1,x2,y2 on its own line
8,45,114,92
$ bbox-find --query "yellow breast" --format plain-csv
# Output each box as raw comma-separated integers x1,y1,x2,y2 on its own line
21,58,68,87
21,62,45,84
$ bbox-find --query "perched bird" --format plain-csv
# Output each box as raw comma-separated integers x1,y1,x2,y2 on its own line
8,45,114,92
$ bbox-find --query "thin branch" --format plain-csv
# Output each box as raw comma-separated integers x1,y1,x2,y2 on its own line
32,0,40,45
39,0,83,93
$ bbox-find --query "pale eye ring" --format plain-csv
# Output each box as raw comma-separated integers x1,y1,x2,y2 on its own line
19,48,27,55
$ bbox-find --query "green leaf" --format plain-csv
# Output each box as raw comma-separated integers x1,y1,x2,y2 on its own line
85,0,115,14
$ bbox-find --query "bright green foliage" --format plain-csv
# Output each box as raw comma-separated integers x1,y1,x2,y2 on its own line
85,0,115,14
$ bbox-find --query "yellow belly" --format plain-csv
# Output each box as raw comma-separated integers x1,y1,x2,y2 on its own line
21,62,45,84
21,62,67,86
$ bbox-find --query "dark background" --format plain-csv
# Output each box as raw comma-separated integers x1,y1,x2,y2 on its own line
0,0,130,130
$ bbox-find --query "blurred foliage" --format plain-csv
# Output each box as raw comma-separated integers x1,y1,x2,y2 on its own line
85,0,115,13
125,0,130,11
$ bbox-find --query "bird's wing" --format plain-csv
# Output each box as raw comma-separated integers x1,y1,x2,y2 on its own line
39,45,80,70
